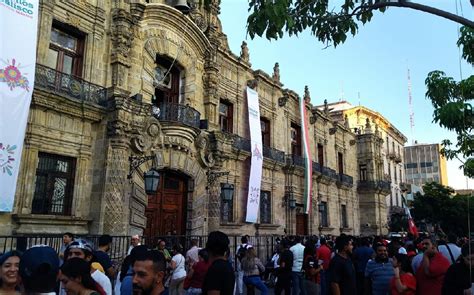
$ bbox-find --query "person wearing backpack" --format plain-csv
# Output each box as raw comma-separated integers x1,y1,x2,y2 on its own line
235,235,252,295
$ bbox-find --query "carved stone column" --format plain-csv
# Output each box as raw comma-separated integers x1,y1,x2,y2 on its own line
102,138,130,235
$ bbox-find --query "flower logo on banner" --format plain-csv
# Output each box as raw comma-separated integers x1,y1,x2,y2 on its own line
0,59,30,91
0,143,17,176
252,144,263,161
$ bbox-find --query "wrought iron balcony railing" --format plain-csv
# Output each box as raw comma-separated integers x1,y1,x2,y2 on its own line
285,154,306,167
357,180,378,190
312,161,322,173
35,64,107,106
263,145,286,163
338,174,354,186
378,180,392,192
322,166,337,180
231,135,251,152
155,102,201,129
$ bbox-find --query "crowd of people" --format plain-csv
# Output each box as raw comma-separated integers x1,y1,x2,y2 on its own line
0,231,473,295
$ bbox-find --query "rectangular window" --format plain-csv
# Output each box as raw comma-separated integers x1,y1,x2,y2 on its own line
32,153,76,215
46,23,85,77
338,152,344,175
219,100,233,133
260,191,271,224
341,204,348,228
405,163,417,169
291,123,302,156
320,202,329,227
359,164,367,181
220,183,233,222
317,144,324,165
260,117,270,147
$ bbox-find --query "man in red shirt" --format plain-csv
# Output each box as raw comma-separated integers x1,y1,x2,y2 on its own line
316,238,332,295
415,237,450,295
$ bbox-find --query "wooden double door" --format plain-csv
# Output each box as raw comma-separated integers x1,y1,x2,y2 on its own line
145,171,187,237
296,213,309,236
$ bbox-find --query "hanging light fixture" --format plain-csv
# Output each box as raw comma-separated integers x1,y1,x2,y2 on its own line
221,183,234,201
144,169,160,195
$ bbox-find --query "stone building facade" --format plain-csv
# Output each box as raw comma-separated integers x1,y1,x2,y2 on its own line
322,101,407,235
0,0,361,237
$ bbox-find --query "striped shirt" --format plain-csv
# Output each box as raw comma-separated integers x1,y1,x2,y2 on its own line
365,259,395,295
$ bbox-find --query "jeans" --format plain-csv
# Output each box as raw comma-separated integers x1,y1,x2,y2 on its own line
292,272,307,295
236,270,244,294
185,287,202,295
243,275,268,295
320,270,327,295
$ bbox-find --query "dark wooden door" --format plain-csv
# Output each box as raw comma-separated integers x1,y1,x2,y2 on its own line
145,171,187,237
296,213,308,236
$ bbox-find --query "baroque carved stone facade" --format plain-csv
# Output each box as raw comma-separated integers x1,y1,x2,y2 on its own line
1,0,361,236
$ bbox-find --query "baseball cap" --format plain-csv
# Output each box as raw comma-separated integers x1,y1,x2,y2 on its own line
66,239,94,254
20,245,59,279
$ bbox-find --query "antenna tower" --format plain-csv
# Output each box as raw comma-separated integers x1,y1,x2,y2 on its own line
407,68,415,145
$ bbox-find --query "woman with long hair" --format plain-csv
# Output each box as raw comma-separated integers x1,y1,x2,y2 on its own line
390,253,416,295
0,251,22,295
169,244,187,295
185,249,211,295
60,257,105,295
241,247,268,295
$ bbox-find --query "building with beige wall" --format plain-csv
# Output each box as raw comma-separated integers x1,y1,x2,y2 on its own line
0,0,361,237
320,101,407,235
404,143,448,187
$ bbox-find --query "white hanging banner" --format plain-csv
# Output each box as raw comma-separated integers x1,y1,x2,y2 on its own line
0,0,39,211
245,87,263,223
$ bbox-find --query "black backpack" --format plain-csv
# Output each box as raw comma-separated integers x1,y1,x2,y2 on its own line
236,244,249,261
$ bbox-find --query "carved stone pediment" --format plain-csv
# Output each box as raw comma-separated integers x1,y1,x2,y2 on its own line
130,116,164,153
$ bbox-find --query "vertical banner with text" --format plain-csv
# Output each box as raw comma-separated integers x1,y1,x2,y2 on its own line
0,0,39,211
300,97,312,214
245,87,263,223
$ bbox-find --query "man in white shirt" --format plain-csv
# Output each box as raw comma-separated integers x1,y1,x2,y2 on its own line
438,234,461,264
235,235,252,295
186,239,200,268
290,236,306,295
127,235,141,255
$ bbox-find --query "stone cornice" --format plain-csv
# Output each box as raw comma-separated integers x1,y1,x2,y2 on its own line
32,89,106,122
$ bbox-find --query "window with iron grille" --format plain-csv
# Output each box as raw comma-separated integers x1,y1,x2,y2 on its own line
45,22,85,77
260,117,270,146
341,204,348,228
320,202,328,227
260,190,271,224
317,144,324,165
291,123,301,156
219,100,233,133
359,164,367,181
220,183,233,222
32,153,76,215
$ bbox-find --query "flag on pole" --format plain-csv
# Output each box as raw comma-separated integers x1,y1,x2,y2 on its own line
0,1,39,212
406,207,419,238
299,96,312,214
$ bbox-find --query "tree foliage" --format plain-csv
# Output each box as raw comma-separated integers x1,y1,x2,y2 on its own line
412,182,473,237
246,0,474,177
246,0,474,46
425,26,474,177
